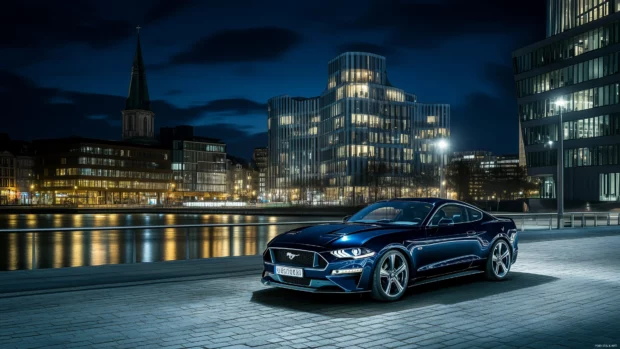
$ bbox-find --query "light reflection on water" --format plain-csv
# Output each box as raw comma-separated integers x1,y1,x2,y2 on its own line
0,213,316,271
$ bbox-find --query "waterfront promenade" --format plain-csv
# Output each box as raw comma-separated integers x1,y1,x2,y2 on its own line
1,227,619,348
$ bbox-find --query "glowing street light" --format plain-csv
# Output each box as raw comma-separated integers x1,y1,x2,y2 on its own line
436,139,449,199
554,98,568,229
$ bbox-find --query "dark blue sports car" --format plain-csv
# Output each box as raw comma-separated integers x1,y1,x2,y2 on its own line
261,198,518,301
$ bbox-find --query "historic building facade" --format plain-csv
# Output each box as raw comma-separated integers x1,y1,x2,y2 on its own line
268,52,450,204
253,147,268,201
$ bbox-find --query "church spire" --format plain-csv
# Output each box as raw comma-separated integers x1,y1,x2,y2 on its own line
122,26,155,141
125,26,151,111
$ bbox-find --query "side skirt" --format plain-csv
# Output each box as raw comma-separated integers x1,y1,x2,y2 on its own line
409,269,484,288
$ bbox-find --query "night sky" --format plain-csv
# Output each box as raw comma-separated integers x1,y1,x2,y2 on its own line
1,0,545,159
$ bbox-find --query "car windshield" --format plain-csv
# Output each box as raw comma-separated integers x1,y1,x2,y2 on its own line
348,201,434,225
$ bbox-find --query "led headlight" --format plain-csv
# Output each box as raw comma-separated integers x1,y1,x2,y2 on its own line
330,247,375,259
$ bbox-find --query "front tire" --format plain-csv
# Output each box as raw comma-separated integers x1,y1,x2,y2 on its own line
485,239,512,281
371,250,409,301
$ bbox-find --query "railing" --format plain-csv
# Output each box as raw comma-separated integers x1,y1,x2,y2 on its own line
2,213,619,271
499,212,620,231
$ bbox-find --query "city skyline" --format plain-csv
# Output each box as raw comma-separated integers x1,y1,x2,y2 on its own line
1,0,546,159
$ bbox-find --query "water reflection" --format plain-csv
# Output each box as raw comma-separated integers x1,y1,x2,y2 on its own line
0,213,316,271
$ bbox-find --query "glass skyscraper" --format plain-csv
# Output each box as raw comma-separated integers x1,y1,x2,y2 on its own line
514,0,620,202
268,52,450,204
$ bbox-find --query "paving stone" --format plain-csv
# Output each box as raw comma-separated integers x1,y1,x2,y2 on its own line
0,235,620,349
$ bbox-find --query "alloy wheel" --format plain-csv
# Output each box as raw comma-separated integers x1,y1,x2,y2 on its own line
491,240,511,278
379,252,408,297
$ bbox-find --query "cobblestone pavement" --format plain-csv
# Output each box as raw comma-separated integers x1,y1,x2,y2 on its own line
1,235,619,349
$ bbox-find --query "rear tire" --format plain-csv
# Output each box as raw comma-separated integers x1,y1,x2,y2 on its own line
485,239,512,281
371,250,409,301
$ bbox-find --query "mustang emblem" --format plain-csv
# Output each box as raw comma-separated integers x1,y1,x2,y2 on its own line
286,252,300,260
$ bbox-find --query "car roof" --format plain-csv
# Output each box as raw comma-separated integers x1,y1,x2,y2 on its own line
386,198,471,206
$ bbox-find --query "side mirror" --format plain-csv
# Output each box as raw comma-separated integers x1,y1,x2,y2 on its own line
343,215,352,223
438,218,454,227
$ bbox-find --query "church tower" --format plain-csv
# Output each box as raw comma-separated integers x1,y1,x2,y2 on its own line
122,27,155,141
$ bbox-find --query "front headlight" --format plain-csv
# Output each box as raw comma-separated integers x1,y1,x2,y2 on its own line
330,247,375,259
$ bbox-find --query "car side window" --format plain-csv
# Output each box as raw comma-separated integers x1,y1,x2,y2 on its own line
466,208,483,222
429,204,468,226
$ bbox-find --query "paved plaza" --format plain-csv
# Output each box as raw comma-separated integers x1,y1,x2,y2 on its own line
1,233,619,349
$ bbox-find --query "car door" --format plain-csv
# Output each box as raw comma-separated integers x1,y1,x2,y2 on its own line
415,204,475,277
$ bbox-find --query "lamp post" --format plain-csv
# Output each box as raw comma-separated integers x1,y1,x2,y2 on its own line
30,184,34,205
436,139,449,199
73,186,78,205
554,98,567,229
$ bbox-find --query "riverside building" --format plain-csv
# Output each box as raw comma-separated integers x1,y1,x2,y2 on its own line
514,0,620,202
268,52,450,204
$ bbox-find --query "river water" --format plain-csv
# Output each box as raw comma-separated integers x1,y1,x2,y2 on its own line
0,213,333,271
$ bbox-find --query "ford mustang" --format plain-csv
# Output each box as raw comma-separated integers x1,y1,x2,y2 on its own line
261,198,518,301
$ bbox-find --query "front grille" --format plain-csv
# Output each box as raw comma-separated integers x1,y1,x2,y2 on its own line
280,276,311,286
272,249,315,267
317,256,328,268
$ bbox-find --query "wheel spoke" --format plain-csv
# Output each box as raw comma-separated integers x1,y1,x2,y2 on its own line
492,254,498,262
501,251,510,259
499,262,505,273
494,261,499,274
389,254,396,271
380,268,389,278
394,264,406,276
393,278,404,293
384,279,392,295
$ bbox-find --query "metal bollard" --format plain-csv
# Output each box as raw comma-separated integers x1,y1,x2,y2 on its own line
185,230,190,260
571,214,574,228
608,213,611,226
582,213,585,227
549,214,552,230
31,232,36,270
595,214,598,227
521,216,525,231
132,230,137,264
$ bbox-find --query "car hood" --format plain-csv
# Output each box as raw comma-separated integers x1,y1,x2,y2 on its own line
269,223,417,248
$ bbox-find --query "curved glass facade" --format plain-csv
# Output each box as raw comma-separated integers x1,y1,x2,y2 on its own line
268,52,450,204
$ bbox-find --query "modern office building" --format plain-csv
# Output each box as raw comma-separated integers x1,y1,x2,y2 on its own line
164,126,227,202
514,0,620,202
268,52,450,204
449,152,527,201
253,147,268,201
34,138,172,205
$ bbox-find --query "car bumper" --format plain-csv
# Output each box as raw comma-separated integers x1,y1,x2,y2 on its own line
262,257,375,292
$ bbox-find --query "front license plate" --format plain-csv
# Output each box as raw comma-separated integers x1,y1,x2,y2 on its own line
275,265,303,278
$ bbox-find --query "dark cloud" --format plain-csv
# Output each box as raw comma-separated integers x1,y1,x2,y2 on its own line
1,71,265,158
340,0,546,49
336,42,393,57
144,0,196,24
164,89,183,96
450,63,518,155
199,98,266,115
0,0,133,49
168,27,302,65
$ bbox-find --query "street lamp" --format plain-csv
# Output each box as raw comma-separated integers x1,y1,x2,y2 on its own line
554,98,567,229
436,139,449,199
73,186,78,205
